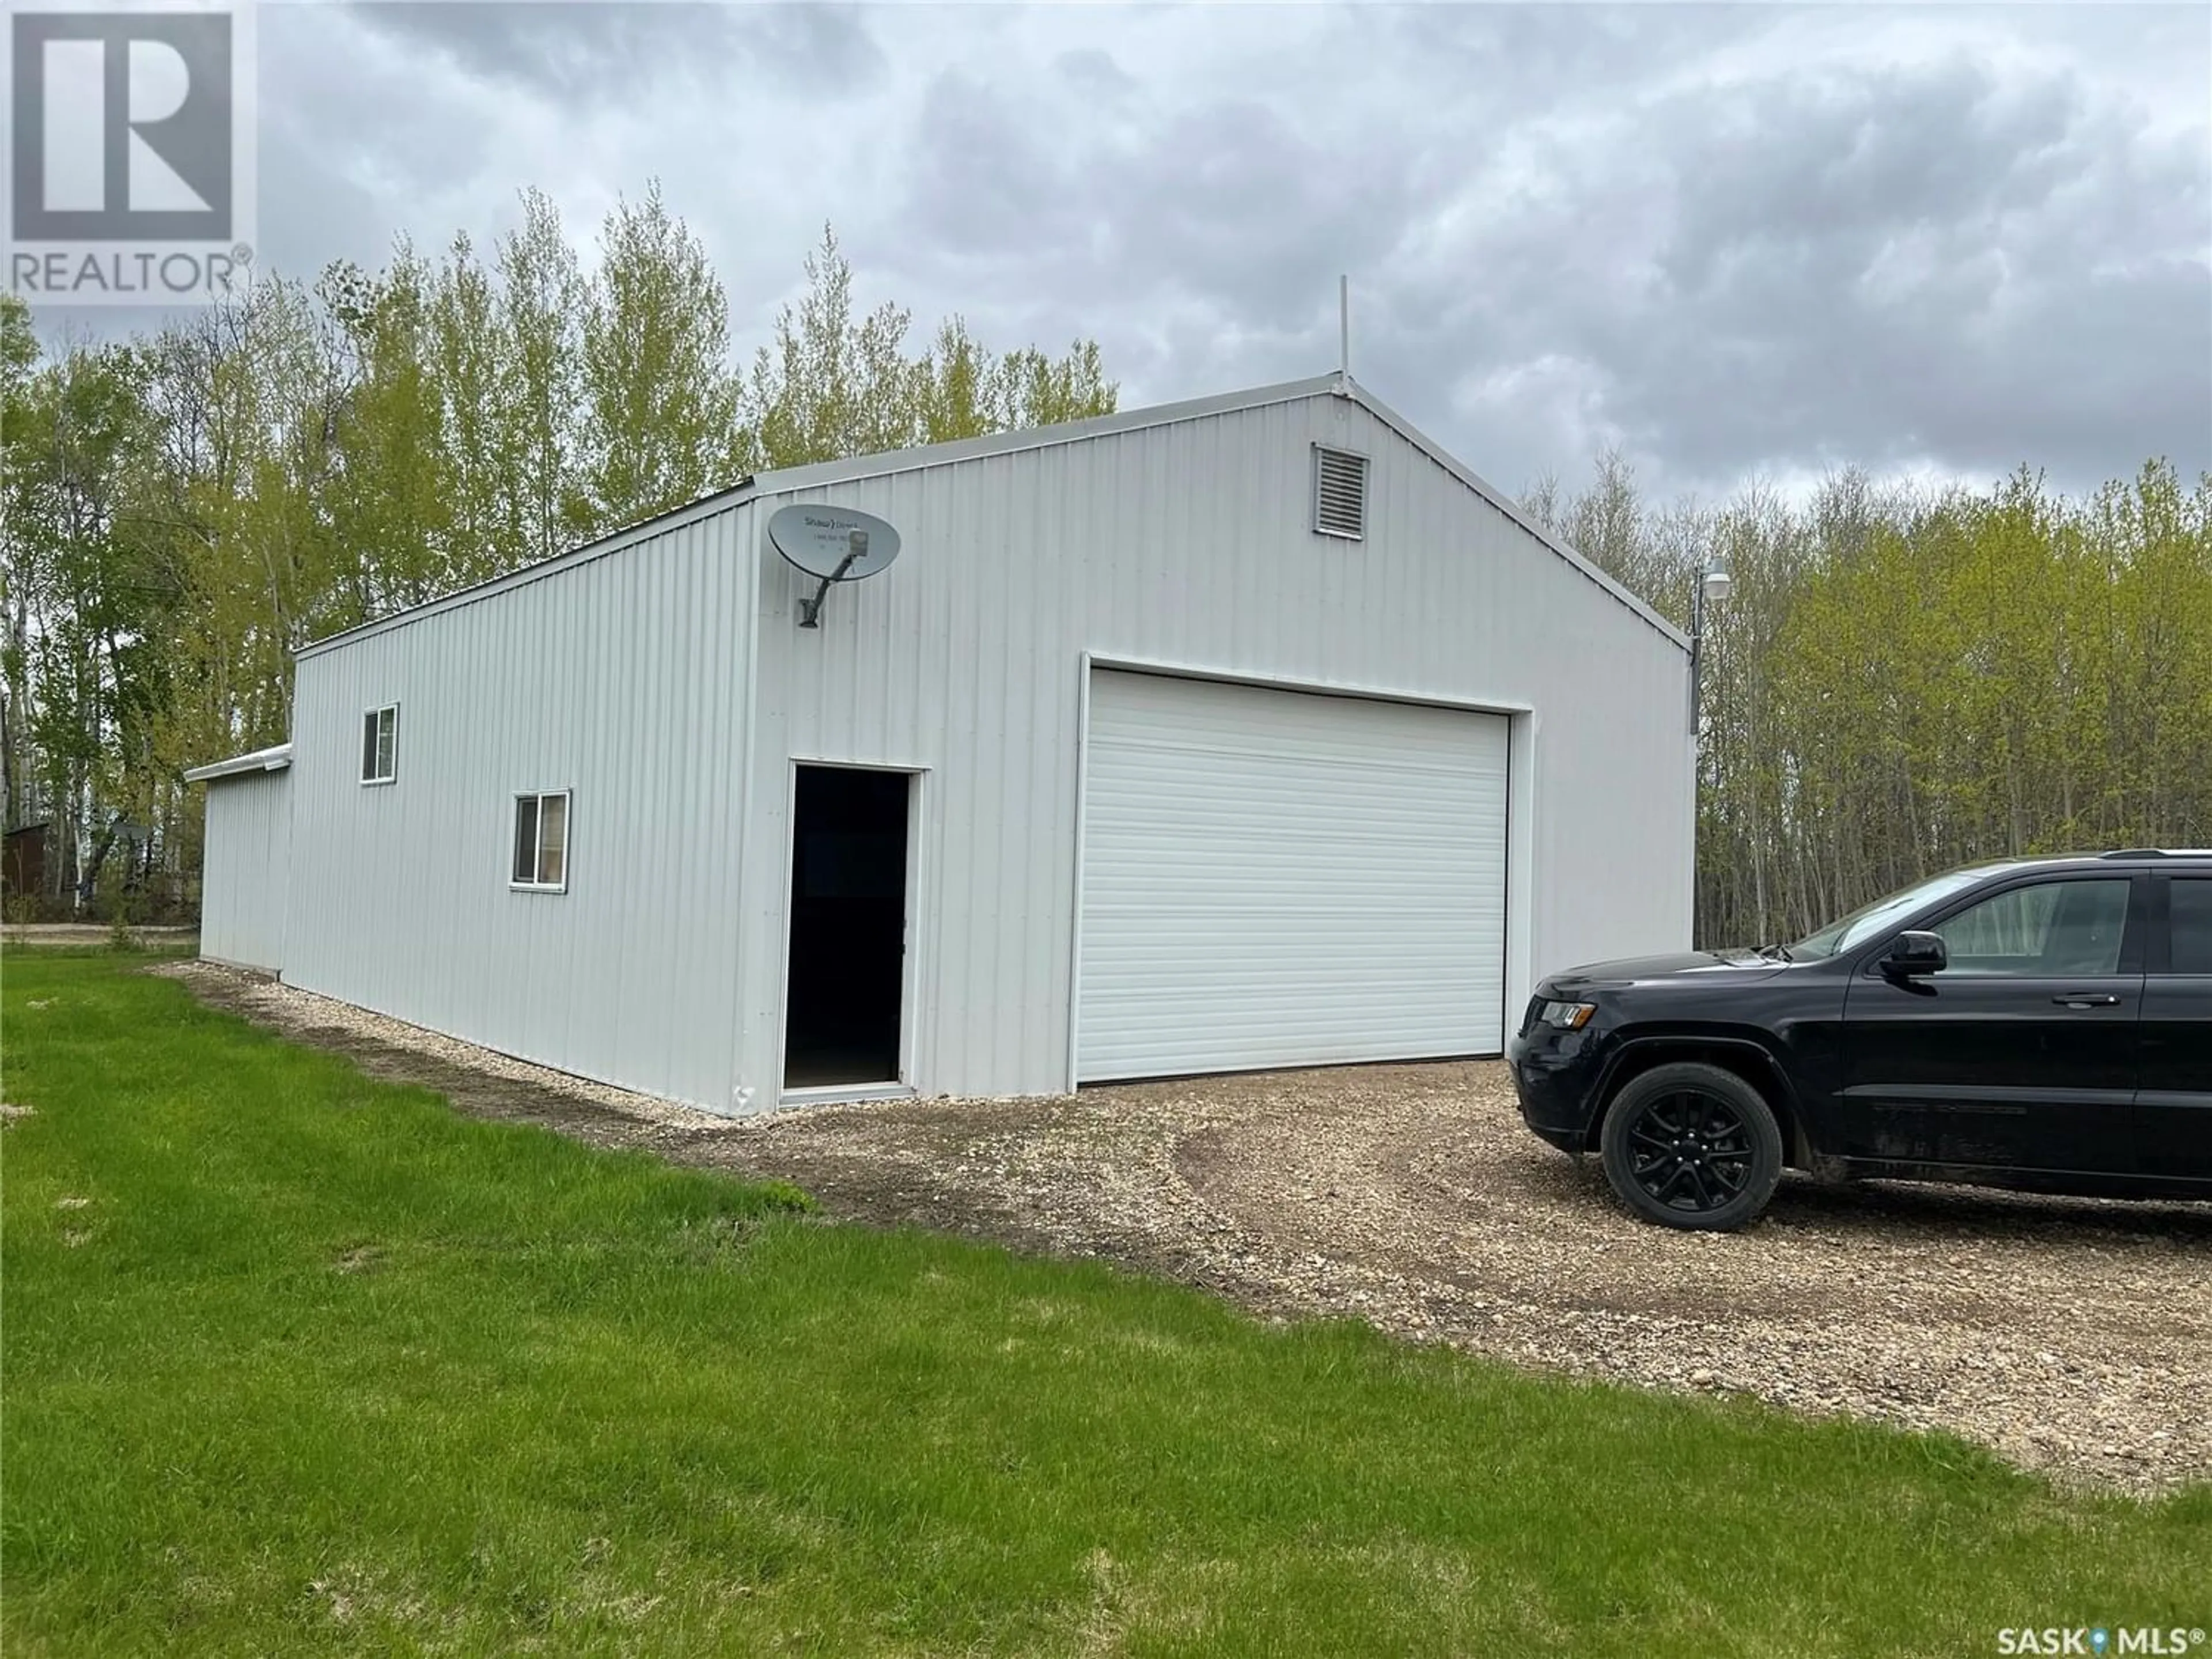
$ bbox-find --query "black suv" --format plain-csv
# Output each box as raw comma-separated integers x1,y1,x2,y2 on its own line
1508,850,2212,1230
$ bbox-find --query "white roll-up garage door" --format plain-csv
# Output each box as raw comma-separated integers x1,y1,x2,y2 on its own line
1077,669,1509,1082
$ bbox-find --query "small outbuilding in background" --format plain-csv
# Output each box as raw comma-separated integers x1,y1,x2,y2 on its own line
190,373,1694,1114
2,821,50,904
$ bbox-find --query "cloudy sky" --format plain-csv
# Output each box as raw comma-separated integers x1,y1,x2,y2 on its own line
78,2,2212,503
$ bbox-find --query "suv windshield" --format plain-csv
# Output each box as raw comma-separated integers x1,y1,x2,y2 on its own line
1790,865,2017,960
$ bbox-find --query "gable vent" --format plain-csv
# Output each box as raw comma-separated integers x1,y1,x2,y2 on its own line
1313,446,1368,540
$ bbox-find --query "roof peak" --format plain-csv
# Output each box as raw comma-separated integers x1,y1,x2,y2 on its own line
293,369,1685,662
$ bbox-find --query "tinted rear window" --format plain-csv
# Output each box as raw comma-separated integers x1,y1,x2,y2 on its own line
2171,878,2212,975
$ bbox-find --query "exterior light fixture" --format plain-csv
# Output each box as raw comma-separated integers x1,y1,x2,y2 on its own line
1690,561,1730,738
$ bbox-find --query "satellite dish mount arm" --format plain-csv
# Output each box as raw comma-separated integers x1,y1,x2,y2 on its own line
797,530,869,628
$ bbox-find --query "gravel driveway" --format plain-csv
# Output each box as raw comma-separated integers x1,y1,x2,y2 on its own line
168,963,2212,1495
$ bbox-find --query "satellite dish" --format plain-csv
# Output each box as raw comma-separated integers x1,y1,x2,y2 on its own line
767,503,902,627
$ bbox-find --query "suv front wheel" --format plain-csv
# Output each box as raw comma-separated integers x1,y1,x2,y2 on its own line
1599,1062,1785,1231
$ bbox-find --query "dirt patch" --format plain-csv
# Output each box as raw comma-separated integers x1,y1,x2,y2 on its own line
162,960,2212,1495
332,1244,387,1274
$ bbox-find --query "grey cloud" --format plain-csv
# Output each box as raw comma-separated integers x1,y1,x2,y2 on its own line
900,71,1084,261
1094,100,1433,329
31,3,2208,507
346,2,884,107
893,85,1431,337
1654,58,2082,298
1357,45,2210,498
1381,2,1744,114
876,9,2208,499
714,2,886,85
1055,48,1136,101
1621,58,2209,486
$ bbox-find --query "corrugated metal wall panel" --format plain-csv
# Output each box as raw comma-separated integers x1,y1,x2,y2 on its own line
281,509,757,1111
1077,671,1510,1080
199,771,290,972
738,391,1691,1104
260,384,1690,1112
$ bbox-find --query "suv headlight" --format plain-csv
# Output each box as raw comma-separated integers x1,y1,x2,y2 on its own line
1537,1000,1597,1031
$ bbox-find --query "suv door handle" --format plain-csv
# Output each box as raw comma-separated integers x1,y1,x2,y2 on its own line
2051,993,2122,1007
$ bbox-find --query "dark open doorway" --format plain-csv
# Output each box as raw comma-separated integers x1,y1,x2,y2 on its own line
783,766,910,1090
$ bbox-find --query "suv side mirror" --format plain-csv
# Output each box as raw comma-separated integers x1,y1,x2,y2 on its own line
1883,930,1948,976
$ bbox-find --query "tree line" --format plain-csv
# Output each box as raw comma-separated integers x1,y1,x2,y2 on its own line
0,186,1115,916
4,180,2205,942
1524,452,2212,946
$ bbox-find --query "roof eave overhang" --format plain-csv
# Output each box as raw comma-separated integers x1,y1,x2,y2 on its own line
183,744,293,783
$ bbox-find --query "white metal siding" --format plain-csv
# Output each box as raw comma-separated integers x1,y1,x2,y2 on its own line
200,771,290,972
265,381,1691,1112
279,509,759,1111
1077,671,1509,1080
738,391,1691,1105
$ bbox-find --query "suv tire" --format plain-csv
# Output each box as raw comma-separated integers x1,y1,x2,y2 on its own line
1599,1061,1785,1232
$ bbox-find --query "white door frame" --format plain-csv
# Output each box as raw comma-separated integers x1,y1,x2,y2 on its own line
777,756,930,1105
1067,650,1536,1091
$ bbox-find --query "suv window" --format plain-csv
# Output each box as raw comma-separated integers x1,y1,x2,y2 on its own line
1932,878,2131,976
2171,878,2212,975
1794,866,2005,959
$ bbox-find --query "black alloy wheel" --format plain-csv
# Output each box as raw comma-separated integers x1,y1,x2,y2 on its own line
1627,1090,1754,1211
1599,1061,1785,1231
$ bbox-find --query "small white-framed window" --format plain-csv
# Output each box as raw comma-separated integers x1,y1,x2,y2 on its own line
361,704,398,784
510,791,569,892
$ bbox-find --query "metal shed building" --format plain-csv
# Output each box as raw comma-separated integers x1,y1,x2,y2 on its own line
191,373,1695,1114
183,743,293,974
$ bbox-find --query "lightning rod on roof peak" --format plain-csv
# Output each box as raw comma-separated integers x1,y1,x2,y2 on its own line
1339,274,1350,387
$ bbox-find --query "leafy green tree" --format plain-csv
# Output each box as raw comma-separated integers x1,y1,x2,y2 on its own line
496,187,589,563
1539,450,2212,947
8,193,1128,911
2,336,175,903
742,225,1118,470
429,232,524,584
2,294,45,835
317,246,454,618
579,180,740,532
741,225,919,470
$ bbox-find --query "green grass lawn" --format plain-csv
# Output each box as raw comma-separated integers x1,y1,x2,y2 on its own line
3,954,2206,1657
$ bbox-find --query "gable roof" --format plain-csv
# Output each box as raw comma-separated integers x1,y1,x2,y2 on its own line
1343,380,1684,649
294,373,1684,660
